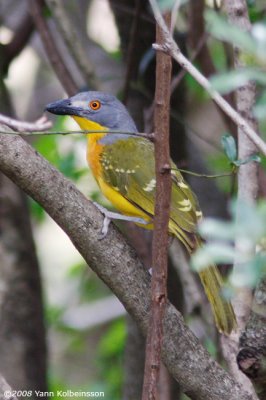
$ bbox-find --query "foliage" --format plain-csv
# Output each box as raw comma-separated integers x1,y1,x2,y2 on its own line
206,9,266,136
97,319,126,400
192,200,266,289
221,133,261,166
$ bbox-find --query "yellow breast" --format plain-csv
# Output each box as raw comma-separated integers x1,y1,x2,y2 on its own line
72,116,106,180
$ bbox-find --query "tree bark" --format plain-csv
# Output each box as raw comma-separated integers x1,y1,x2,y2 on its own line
0,175,47,394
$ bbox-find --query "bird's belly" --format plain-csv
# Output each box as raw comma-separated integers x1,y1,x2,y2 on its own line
98,177,152,228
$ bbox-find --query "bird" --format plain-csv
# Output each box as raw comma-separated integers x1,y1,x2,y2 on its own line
46,91,236,334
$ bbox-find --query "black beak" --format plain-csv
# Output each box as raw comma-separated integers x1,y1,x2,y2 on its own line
45,98,81,117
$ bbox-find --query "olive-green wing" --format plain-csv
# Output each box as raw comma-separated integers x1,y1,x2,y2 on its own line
100,136,201,249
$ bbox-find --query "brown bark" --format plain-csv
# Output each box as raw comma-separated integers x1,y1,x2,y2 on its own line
0,175,47,394
237,277,266,400
142,12,172,400
0,54,47,393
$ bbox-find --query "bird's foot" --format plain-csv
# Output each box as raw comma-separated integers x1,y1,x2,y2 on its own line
93,202,148,239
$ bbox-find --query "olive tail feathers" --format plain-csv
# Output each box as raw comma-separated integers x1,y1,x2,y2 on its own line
195,239,237,334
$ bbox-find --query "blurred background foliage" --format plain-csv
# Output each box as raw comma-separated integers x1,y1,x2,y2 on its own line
0,0,266,399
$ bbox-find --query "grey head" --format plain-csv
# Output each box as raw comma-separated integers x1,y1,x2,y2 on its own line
46,91,138,134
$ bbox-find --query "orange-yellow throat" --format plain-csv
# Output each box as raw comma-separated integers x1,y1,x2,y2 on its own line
72,116,106,179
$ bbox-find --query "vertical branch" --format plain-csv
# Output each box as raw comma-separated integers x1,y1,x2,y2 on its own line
223,0,259,327
221,1,259,397
142,12,172,400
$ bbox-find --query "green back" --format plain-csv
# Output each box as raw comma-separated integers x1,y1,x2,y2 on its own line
100,135,202,250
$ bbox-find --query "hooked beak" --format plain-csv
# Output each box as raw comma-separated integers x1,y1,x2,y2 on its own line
45,98,83,117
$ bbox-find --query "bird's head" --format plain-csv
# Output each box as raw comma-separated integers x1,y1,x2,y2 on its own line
45,91,137,133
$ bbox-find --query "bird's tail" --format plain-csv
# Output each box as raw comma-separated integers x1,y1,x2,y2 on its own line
195,237,237,334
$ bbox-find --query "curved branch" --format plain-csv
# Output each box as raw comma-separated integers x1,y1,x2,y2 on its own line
0,127,253,400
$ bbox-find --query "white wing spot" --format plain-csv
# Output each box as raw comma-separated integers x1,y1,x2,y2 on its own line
178,198,192,212
179,199,191,206
196,210,203,219
143,179,156,192
178,181,189,189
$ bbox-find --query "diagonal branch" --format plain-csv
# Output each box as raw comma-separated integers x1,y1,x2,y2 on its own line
45,0,100,90
0,128,253,400
29,0,77,96
148,0,266,157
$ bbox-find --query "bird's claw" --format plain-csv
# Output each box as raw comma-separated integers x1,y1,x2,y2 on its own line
92,201,149,239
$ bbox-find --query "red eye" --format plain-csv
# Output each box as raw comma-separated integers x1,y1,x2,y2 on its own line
89,100,101,110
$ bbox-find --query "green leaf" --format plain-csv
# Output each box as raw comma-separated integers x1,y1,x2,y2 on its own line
198,218,236,241
191,243,235,272
233,154,261,166
157,0,177,11
205,10,256,55
211,68,266,94
254,90,266,120
157,0,188,11
221,134,237,162
230,256,265,288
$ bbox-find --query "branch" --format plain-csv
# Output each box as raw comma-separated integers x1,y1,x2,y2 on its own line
148,0,266,157
0,129,253,400
142,12,172,400
29,0,77,96
0,114,52,132
45,0,100,90
222,2,261,398
237,277,266,400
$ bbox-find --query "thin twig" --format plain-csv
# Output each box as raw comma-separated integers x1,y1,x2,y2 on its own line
0,127,154,139
148,0,266,157
172,167,235,179
0,114,52,132
142,12,172,400
29,0,77,96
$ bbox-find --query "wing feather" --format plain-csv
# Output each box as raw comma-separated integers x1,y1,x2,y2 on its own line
100,136,201,249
